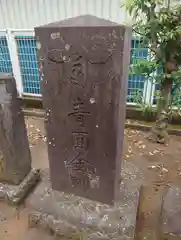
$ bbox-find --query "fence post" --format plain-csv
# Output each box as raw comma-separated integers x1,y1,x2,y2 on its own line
143,47,156,105
6,29,23,97
143,77,155,105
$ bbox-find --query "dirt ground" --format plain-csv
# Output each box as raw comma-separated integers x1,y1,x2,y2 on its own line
0,116,181,240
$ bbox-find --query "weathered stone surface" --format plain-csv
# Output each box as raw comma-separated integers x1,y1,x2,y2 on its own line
26,170,140,240
134,185,166,240
0,169,40,205
162,186,181,239
35,15,132,205
0,73,31,185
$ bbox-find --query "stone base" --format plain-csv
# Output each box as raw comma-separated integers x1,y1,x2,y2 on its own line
0,169,40,205
26,170,140,240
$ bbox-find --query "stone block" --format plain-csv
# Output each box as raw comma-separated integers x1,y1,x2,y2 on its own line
0,73,31,185
27,170,140,240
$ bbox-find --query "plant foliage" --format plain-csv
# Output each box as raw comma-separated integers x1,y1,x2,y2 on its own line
122,0,181,111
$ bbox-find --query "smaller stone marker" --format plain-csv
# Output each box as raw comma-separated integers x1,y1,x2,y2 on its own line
0,73,40,204
35,15,132,205
162,186,181,238
134,185,165,240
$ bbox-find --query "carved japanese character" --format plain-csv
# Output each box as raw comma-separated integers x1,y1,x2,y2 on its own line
68,97,90,127
69,173,89,188
69,52,84,85
47,48,70,64
66,153,90,172
72,132,88,150
81,34,115,64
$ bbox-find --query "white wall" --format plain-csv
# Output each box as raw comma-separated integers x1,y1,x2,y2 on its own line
0,0,128,29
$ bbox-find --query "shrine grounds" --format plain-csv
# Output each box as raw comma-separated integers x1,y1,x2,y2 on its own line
0,116,181,240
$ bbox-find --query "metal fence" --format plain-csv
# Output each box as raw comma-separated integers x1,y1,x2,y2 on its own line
16,35,40,95
0,29,155,104
0,31,13,73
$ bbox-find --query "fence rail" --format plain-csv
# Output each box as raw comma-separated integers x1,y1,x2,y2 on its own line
0,29,154,104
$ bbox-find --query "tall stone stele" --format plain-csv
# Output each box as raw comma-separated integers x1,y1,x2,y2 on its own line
27,16,138,240
0,73,40,204
35,15,131,205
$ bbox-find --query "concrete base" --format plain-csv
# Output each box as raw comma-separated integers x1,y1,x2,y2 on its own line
26,170,140,240
0,169,40,205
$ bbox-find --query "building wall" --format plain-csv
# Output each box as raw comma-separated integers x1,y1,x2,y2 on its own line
0,0,127,29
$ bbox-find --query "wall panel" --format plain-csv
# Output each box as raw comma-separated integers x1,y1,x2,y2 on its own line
0,0,127,29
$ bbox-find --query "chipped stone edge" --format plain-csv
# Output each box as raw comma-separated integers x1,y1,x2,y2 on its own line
28,211,83,238
0,169,41,205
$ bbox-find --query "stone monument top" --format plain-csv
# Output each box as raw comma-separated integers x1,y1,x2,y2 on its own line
38,14,120,27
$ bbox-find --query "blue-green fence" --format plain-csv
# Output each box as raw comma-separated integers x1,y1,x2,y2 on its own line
0,36,12,73
0,32,148,102
16,36,40,94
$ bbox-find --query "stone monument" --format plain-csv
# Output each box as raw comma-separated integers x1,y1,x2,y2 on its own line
27,15,140,239
35,14,131,205
0,73,40,204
